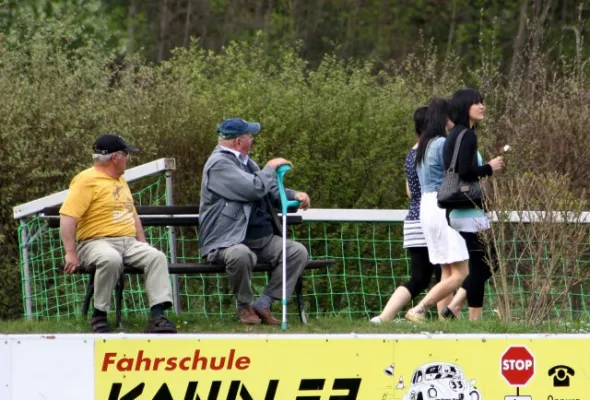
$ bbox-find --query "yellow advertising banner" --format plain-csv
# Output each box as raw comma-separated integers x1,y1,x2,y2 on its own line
95,335,586,400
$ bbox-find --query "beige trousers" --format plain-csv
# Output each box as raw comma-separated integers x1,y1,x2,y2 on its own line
77,237,172,312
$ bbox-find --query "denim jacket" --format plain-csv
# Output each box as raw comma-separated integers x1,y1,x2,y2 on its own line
416,136,446,193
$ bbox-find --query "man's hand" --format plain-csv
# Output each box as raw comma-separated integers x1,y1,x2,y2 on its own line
266,158,293,169
64,250,80,274
295,192,311,210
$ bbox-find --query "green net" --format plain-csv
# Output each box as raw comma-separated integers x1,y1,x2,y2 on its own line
17,173,590,322
17,175,168,319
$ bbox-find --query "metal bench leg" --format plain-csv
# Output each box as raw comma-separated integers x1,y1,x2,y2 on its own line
115,272,125,329
295,275,307,324
266,270,273,310
82,271,95,317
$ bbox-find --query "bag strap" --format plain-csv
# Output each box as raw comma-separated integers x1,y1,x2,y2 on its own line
448,128,469,172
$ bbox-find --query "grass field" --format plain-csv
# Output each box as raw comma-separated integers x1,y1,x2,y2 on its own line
2,315,590,334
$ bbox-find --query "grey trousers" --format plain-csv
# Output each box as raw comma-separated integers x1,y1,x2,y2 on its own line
77,237,173,312
215,235,308,306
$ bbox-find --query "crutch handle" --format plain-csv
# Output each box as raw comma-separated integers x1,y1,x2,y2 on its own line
276,164,300,214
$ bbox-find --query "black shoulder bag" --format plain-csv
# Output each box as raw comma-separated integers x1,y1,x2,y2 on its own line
437,129,483,209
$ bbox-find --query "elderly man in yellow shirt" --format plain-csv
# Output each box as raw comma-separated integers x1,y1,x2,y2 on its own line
59,134,176,333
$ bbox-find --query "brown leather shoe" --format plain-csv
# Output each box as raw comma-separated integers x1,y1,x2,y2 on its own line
254,308,281,326
238,307,261,325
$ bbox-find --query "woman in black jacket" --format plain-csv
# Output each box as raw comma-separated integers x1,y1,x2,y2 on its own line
440,88,503,320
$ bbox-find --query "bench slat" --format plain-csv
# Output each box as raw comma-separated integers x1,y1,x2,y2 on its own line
42,205,300,218
42,205,202,216
166,259,334,274
45,214,303,228
77,259,335,275
134,205,200,215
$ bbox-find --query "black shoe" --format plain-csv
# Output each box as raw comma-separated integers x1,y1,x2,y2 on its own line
145,315,177,333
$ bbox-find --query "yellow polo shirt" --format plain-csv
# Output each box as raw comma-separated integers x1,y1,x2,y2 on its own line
59,167,137,241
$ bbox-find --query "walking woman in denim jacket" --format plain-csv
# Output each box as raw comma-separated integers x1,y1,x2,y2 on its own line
404,98,469,322
370,106,443,324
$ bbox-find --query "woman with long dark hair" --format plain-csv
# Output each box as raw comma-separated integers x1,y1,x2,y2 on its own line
404,97,469,322
439,88,503,320
370,106,443,324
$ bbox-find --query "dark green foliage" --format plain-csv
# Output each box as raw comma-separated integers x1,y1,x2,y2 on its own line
0,35,426,318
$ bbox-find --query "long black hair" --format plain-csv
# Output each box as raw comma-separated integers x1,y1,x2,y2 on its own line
415,97,450,166
413,105,428,136
449,88,484,127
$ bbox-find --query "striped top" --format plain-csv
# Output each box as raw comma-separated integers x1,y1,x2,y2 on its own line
403,148,427,248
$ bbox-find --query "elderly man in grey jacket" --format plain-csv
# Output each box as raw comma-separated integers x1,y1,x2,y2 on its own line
199,118,311,325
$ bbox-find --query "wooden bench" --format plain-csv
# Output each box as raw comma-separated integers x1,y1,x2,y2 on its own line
41,205,334,327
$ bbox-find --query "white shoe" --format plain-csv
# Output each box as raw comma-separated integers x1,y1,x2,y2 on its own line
370,316,383,325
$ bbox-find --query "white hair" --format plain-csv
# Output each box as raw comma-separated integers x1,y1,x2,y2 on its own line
92,153,115,165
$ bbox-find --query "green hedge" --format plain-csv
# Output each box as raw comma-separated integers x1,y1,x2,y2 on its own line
2,30,588,320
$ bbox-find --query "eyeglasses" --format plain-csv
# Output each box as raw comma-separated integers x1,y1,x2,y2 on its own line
117,151,131,162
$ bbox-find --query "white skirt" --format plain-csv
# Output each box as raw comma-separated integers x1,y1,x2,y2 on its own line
420,192,469,265
403,220,427,248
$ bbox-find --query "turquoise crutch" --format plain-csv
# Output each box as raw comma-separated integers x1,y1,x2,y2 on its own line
276,164,300,331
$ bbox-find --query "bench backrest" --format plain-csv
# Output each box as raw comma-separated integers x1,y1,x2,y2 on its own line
40,205,302,228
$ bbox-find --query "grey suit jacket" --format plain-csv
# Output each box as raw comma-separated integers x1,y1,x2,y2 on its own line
199,146,298,257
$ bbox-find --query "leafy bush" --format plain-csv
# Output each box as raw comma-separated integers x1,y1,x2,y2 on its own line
1,19,589,320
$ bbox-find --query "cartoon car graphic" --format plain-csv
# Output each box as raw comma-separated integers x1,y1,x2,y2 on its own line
402,362,482,400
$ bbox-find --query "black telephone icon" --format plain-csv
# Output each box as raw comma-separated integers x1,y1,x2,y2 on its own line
548,365,575,387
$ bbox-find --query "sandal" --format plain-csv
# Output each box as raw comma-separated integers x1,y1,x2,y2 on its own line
440,306,457,321
404,309,426,323
91,315,112,333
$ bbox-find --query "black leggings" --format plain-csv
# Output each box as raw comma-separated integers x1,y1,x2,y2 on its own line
460,232,498,308
403,247,441,298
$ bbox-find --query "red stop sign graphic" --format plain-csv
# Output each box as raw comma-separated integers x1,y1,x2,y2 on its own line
501,346,535,386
